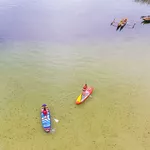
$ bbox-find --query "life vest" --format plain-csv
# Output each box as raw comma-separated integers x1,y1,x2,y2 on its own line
43,110,47,115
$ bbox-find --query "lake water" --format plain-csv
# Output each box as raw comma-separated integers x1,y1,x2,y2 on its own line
0,0,150,150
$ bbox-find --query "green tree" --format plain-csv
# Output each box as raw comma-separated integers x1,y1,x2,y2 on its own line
135,0,150,4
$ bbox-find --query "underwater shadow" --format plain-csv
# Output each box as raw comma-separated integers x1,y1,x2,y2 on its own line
141,20,150,24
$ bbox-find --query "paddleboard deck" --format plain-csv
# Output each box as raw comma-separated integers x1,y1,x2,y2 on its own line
41,104,51,133
76,87,93,105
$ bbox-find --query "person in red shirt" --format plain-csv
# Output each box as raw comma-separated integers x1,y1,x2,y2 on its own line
82,84,88,96
41,106,48,118
82,84,87,92
43,107,47,115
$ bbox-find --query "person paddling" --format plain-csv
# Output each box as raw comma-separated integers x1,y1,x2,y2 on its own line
110,18,135,31
82,84,88,96
41,106,48,119
117,18,128,30
82,84,87,92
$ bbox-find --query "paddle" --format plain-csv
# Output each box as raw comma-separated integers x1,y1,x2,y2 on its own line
51,128,56,133
125,22,136,29
53,118,59,123
110,19,124,30
42,104,59,123
42,116,59,123
110,18,115,25
111,18,136,31
50,118,59,133
132,23,136,28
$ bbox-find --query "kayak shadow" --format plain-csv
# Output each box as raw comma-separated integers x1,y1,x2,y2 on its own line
141,20,150,25
116,25,126,31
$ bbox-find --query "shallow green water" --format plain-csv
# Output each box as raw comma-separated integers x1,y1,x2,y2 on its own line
0,41,150,150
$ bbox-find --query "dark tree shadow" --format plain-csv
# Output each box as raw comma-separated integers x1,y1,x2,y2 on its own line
135,0,150,4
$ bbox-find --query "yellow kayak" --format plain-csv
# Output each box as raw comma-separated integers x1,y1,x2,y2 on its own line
76,87,94,105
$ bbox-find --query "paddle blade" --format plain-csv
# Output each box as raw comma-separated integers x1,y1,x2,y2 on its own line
54,118,59,123
110,18,115,26
133,23,136,28
51,128,56,133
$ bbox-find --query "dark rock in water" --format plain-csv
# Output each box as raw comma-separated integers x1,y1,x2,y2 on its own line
92,140,96,143
32,128,35,131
